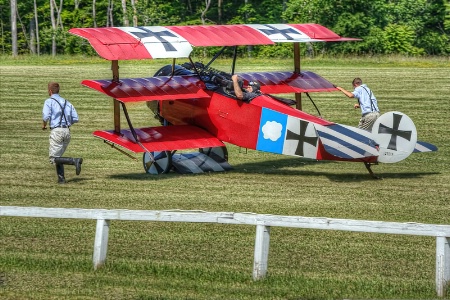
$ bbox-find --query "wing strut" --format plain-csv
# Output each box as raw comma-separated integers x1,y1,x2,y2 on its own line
120,102,155,161
112,60,121,133
294,43,302,110
305,92,322,118
231,46,238,75
205,46,227,69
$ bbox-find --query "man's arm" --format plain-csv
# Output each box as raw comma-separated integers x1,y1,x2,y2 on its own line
336,86,354,98
231,75,244,100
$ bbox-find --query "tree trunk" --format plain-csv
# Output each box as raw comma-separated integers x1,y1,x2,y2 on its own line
30,19,36,54
131,0,138,26
107,0,114,27
201,0,212,57
50,0,56,56
93,0,97,27
34,0,40,55
218,0,222,24
122,0,129,26
245,0,252,57
11,0,18,57
201,0,211,25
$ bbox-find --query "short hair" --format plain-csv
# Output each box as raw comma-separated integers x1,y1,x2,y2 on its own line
352,78,362,86
48,82,60,94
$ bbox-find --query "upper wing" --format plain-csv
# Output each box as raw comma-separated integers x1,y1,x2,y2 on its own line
69,24,359,60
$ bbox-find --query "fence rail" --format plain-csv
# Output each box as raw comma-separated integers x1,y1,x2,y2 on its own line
1,206,449,297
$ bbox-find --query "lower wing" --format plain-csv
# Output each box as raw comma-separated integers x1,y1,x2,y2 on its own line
94,125,225,153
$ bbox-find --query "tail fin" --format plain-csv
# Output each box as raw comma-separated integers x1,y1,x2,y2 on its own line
372,112,418,163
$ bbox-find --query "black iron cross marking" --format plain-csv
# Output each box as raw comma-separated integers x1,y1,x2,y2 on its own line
286,120,318,156
378,113,412,151
129,27,178,52
259,25,301,40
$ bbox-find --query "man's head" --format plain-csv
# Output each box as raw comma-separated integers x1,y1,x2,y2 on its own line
246,81,260,93
48,82,60,95
352,78,362,87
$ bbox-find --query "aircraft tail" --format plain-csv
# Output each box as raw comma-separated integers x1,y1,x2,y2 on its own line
371,111,437,163
314,111,437,163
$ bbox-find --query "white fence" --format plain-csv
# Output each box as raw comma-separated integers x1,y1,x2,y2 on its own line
1,206,449,297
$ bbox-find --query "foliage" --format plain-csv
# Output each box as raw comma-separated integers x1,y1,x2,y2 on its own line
0,0,449,57
382,24,424,55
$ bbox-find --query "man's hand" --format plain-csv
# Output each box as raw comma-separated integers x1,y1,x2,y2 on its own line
354,103,360,109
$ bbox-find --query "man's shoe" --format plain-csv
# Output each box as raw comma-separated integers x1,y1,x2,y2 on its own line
58,175,66,184
74,158,83,175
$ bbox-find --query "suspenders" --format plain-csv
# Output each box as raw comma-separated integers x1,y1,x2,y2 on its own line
51,97,69,127
360,86,377,112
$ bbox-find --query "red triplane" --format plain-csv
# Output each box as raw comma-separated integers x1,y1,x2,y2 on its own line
69,24,437,178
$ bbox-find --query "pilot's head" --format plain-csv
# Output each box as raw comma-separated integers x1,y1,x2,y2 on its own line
246,81,260,93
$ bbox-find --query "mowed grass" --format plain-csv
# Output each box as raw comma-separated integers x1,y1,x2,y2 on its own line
0,55,449,300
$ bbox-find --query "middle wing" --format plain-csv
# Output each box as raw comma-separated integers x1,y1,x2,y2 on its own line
239,71,337,94
82,71,337,103
82,75,210,102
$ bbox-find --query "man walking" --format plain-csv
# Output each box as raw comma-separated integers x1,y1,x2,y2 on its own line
336,78,380,131
42,82,83,184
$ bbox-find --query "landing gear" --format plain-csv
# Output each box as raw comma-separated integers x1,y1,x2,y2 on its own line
199,146,228,162
364,162,381,180
143,151,172,174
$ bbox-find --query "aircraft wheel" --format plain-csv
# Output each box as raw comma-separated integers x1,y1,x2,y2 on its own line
143,151,172,174
199,146,228,162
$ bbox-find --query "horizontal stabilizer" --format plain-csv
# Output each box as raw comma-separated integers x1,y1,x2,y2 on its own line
94,125,224,153
414,141,438,153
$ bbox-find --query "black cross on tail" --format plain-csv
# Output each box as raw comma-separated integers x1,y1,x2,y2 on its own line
378,113,412,151
286,120,318,156
130,27,178,52
259,25,301,40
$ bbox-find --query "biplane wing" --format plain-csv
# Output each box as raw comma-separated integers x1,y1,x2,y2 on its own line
81,70,337,102
69,24,359,61
239,71,337,94
81,76,210,102
94,125,225,153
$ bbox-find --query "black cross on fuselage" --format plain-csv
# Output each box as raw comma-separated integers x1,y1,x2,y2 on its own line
285,120,318,156
378,113,412,151
258,25,301,40
129,27,177,52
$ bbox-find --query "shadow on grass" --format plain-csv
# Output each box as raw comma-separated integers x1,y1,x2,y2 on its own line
108,157,439,182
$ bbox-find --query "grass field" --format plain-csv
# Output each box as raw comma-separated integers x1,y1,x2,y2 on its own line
0,55,449,300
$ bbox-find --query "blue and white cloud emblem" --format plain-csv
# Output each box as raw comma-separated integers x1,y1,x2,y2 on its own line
261,121,283,141
257,108,287,154
257,107,319,158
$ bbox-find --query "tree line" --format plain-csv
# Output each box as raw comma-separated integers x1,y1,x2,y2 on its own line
2,0,450,58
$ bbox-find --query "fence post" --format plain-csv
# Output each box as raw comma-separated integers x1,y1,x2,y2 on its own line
253,224,270,280
436,236,450,297
93,219,110,270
